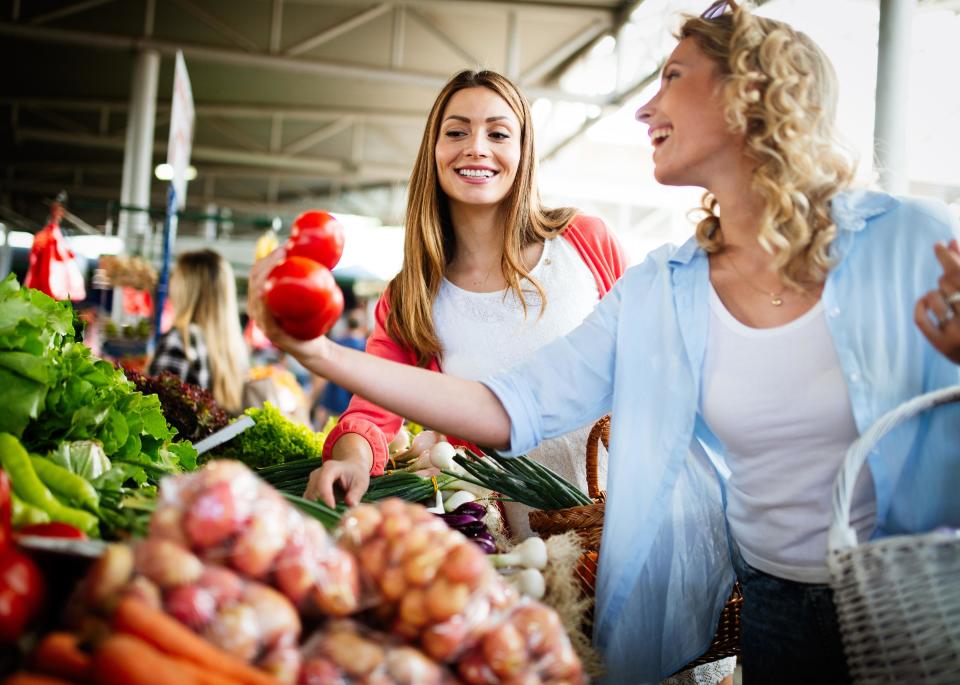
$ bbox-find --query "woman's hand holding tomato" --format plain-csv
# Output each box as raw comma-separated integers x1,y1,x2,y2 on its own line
285,210,345,270
264,256,344,340
250,210,346,345
248,248,314,354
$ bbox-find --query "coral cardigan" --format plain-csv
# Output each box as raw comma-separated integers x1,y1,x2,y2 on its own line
320,214,627,474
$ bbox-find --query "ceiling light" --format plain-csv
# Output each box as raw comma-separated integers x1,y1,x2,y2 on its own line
155,164,198,181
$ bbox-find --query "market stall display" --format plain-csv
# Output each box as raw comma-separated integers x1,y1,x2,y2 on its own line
0,275,196,539
0,277,587,684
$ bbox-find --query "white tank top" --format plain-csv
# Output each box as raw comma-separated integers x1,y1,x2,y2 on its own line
434,237,604,538
701,285,876,583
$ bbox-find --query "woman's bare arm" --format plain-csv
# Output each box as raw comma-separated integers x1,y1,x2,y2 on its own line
248,249,512,449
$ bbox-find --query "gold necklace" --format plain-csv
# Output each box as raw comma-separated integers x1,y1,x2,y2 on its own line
724,251,785,306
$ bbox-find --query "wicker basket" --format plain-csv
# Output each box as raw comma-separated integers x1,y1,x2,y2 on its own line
528,416,742,673
528,415,608,550
828,385,960,684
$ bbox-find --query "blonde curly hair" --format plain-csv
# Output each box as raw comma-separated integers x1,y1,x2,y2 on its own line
680,5,855,289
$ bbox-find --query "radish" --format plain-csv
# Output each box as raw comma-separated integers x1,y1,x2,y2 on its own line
442,490,478,513
388,428,412,457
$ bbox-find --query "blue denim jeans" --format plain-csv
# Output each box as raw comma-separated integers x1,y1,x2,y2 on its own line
731,544,851,684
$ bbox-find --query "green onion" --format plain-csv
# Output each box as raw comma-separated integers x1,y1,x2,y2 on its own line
454,450,592,510
256,458,322,482
364,472,457,503
281,492,345,530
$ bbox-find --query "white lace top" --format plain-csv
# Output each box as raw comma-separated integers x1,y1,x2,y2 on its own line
434,237,606,538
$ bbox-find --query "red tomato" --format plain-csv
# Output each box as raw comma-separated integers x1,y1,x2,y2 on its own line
286,210,344,271
263,256,344,340
0,549,45,642
16,522,86,540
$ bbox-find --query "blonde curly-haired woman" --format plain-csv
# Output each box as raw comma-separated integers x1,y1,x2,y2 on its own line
248,2,960,682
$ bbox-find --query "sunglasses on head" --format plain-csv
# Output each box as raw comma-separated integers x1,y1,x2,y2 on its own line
701,0,738,19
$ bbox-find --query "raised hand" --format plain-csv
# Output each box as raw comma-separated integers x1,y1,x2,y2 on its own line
915,239,960,365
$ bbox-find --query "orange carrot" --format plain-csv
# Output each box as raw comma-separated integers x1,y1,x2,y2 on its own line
111,598,280,685
90,634,199,685
173,657,246,685
2,674,82,685
32,632,92,683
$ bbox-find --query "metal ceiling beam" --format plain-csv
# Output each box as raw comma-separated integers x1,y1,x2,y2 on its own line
519,18,609,85
205,117,269,152
505,10,520,78
541,62,660,162
0,97,427,125
520,0,642,86
13,126,412,180
405,6,480,66
270,0,284,52
270,114,283,152
284,3,393,56
144,0,155,36
0,179,301,216
391,5,405,67
282,117,355,155
311,0,613,19
0,21,450,88
28,0,118,25
7,161,396,183
169,0,261,52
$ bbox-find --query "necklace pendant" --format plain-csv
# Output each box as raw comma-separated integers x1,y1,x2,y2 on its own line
771,294,783,306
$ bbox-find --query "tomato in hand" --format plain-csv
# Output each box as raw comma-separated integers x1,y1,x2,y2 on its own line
263,256,344,340
286,210,344,271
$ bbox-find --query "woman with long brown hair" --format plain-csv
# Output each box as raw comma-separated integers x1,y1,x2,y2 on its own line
149,249,248,414
249,3,960,681
307,69,625,539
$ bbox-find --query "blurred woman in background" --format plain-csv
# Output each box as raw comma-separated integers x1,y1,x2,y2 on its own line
149,249,248,414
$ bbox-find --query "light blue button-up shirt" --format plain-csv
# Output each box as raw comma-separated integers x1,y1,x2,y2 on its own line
483,190,960,684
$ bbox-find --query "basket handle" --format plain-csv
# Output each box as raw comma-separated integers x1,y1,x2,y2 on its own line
828,384,960,553
585,415,609,501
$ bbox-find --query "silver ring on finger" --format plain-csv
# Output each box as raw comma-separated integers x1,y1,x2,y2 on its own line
946,291,960,309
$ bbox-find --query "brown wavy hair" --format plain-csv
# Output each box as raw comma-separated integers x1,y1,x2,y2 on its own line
387,69,577,366
680,5,855,289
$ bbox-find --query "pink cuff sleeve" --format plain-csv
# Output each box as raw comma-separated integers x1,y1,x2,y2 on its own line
322,416,391,476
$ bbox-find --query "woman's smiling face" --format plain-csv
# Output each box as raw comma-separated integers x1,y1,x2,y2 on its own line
435,86,522,210
635,37,744,188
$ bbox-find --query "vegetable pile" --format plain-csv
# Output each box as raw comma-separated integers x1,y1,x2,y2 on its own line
75,540,302,677
124,370,230,443
216,403,325,468
0,275,196,538
149,460,361,618
6,459,585,684
298,619,460,685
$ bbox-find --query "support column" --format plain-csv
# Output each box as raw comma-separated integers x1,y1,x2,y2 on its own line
873,0,915,195
203,203,219,241
117,48,159,321
119,49,160,241
0,223,11,280
505,11,520,79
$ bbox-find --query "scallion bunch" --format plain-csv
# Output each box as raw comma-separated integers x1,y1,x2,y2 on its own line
449,450,592,511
